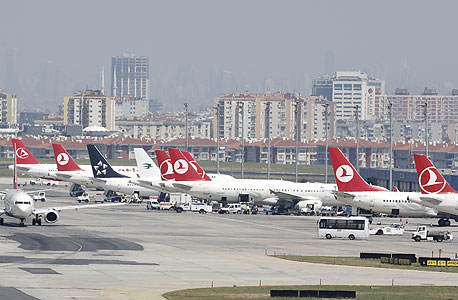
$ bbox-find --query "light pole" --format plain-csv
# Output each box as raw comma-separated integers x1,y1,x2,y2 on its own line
295,100,300,183
265,101,271,180
214,103,220,173
388,102,393,191
323,102,330,184
421,102,428,157
184,102,189,151
354,105,360,172
238,101,245,179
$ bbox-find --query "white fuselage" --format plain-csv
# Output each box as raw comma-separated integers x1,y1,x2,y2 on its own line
411,193,458,216
53,166,139,188
94,178,160,197
336,191,438,218
172,179,339,206
4,190,34,219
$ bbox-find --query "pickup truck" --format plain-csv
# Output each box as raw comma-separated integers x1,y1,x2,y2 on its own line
412,226,453,242
370,223,405,235
174,202,212,213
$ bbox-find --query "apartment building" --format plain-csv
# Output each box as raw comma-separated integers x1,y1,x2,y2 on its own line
63,90,115,130
0,90,17,125
111,53,149,100
213,92,335,142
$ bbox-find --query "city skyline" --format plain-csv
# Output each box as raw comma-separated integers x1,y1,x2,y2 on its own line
1,1,458,112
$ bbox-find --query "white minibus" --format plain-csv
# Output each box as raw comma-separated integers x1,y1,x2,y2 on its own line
318,216,369,240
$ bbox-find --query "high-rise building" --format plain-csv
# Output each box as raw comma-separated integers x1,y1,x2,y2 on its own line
213,92,335,141
111,53,149,100
312,71,385,121
63,90,115,130
0,90,17,125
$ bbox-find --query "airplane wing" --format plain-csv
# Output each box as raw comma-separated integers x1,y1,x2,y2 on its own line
54,172,73,180
269,190,319,203
33,202,126,215
17,166,32,172
418,196,443,206
172,183,193,191
334,191,356,199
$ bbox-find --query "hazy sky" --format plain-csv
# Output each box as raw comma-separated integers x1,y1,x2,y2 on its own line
1,0,458,111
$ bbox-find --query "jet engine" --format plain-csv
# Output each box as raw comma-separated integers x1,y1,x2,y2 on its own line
44,210,59,223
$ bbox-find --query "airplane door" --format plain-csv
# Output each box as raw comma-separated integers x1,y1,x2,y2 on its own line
455,199,458,210
369,199,375,207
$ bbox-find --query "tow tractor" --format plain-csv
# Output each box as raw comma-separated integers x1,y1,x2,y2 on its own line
412,226,453,242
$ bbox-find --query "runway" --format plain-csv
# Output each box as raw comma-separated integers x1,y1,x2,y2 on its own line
1,183,458,299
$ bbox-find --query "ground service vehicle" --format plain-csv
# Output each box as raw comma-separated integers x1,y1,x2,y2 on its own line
77,193,90,203
318,216,369,240
69,184,85,197
146,200,161,210
219,203,242,214
370,223,405,235
412,226,453,242
174,202,212,213
30,178,57,186
32,192,46,202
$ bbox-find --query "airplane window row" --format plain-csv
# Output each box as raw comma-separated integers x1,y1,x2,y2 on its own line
15,201,31,205
383,199,411,203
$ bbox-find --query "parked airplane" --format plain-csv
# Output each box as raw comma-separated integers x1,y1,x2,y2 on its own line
133,149,234,194
410,154,458,226
329,147,439,219
9,138,58,179
168,148,339,210
52,143,139,187
87,144,160,198
1,144,125,226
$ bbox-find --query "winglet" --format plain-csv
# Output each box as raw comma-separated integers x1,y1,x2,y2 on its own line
329,147,387,192
12,138,40,164
87,144,128,178
52,144,83,171
168,148,203,181
182,151,211,181
155,150,175,181
413,154,457,194
393,186,399,192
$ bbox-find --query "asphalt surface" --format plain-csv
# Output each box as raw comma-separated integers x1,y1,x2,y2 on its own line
0,181,458,299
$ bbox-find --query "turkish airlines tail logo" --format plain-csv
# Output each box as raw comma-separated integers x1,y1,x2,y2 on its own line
57,153,69,166
12,139,40,164
413,154,457,194
335,165,354,183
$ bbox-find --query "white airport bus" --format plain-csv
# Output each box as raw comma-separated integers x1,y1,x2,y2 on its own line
317,216,369,240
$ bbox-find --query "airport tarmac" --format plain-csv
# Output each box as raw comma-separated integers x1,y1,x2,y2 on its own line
1,183,458,300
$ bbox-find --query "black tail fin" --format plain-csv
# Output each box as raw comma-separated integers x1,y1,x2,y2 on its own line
87,144,128,178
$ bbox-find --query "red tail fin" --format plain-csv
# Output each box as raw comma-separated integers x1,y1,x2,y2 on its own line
168,148,203,181
155,150,175,181
182,151,211,181
329,147,387,192
52,144,83,171
12,138,40,164
413,154,457,194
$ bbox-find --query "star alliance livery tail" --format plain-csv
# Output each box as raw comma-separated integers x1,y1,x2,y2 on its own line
168,148,203,181
87,144,128,178
182,151,211,181
155,150,175,181
52,144,83,171
12,138,41,164
133,148,161,179
413,154,457,194
329,147,387,192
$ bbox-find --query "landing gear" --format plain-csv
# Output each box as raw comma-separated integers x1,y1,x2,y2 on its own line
19,219,25,227
0,218,3,225
438,218,451,227
32,217,42,226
